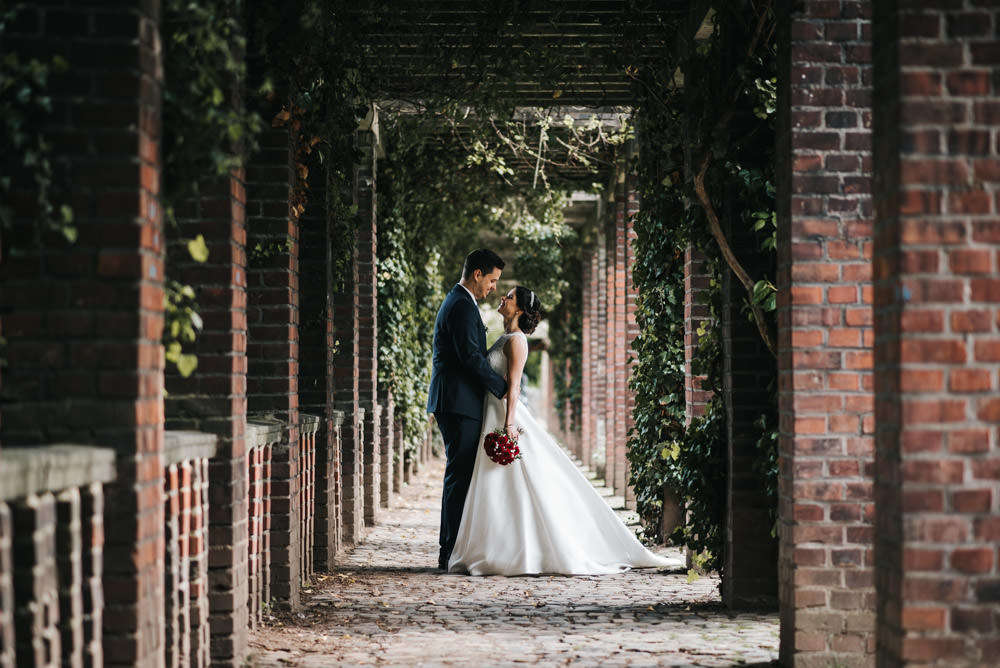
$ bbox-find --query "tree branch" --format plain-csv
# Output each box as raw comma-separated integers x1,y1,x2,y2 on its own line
693,151,777,358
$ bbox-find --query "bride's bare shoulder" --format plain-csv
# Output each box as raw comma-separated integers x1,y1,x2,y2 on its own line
503,331,528,354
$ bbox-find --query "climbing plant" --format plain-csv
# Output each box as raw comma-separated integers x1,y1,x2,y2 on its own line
626,0,778,572
161,0,264,375
0,7,75,247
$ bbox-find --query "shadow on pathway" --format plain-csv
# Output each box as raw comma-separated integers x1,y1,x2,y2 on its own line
249,456,779,667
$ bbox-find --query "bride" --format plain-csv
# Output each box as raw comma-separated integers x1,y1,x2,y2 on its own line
448,286,683,575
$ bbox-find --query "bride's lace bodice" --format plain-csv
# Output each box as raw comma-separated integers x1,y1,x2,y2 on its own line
486,331,526,376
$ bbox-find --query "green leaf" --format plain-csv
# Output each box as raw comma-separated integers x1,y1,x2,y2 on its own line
176,353,198,377
187,234,210,262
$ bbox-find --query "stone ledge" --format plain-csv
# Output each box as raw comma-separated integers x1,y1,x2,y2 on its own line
0,444,116,501
164,430,218,467
298,407,346,429
300,413,320,435
247,417,285,449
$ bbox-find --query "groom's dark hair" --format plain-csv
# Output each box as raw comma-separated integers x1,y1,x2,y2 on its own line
462,248,505,279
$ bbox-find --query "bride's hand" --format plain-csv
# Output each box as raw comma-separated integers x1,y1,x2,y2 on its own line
504,424,519,440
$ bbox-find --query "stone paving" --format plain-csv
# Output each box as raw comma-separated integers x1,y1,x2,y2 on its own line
248,456,780,667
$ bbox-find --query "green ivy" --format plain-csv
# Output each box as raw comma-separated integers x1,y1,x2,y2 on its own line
162,0,263,207
0,8,75,246
627,1,778,574
161,0,264,376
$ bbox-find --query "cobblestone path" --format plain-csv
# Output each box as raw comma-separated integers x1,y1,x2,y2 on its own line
249,456,779,667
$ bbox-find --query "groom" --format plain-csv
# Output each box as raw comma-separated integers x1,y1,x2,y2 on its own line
427,248,508,571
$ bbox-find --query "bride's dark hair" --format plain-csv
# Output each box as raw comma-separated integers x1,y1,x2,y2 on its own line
514,286,542,335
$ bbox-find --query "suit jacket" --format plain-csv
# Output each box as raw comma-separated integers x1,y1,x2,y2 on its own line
426,285,507,420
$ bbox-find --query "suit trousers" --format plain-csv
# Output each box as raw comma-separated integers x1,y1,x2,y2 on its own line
435,412,483,565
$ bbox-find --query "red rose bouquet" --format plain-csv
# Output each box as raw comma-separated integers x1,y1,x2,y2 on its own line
483,427,521,465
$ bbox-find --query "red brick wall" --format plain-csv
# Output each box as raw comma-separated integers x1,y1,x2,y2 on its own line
298,421,317,584
163,457,210,668
1,2,167,664
872,3,1000,665
55,488,84,666
246,422,277,629
777,1,876,664
12,494,61,667
1,458,111,668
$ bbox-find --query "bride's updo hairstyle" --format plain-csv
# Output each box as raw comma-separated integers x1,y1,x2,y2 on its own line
514,286,542,335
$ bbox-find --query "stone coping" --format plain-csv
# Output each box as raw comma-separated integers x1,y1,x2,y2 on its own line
0,444,116,501
163,430,218,468
248,412,345,446
300,413,320,435
247,417,285,449
298,408,347,428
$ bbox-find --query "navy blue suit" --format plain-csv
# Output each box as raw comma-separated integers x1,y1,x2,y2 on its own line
427,285,507,567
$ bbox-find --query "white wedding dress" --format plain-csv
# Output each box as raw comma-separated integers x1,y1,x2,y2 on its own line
448,331,682,576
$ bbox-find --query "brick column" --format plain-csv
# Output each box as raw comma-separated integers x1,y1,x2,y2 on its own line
777,2,876,665
318,411,344,569
684,247,713,423
1,3,166,664
356,121,381,525
165,170,250,661
298,152,343,569
623,168,640,509
379,395,395,510
393,416,404,495
246,124,301,610
579,251,594,467
604,195,621,496
872,3,1000,666
593,206,609,482
0,506,10,668
333,199,363,546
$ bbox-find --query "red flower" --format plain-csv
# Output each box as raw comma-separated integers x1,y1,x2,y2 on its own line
483,428,521,465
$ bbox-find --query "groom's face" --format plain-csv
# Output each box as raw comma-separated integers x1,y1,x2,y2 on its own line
472,267,502,300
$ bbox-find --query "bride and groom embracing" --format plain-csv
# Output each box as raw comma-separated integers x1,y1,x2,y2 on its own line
427,248,682,576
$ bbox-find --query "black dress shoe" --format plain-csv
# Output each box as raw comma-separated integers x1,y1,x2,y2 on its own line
438,555,450,571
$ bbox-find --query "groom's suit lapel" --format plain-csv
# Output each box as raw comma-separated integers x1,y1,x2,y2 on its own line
452,284,487,342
